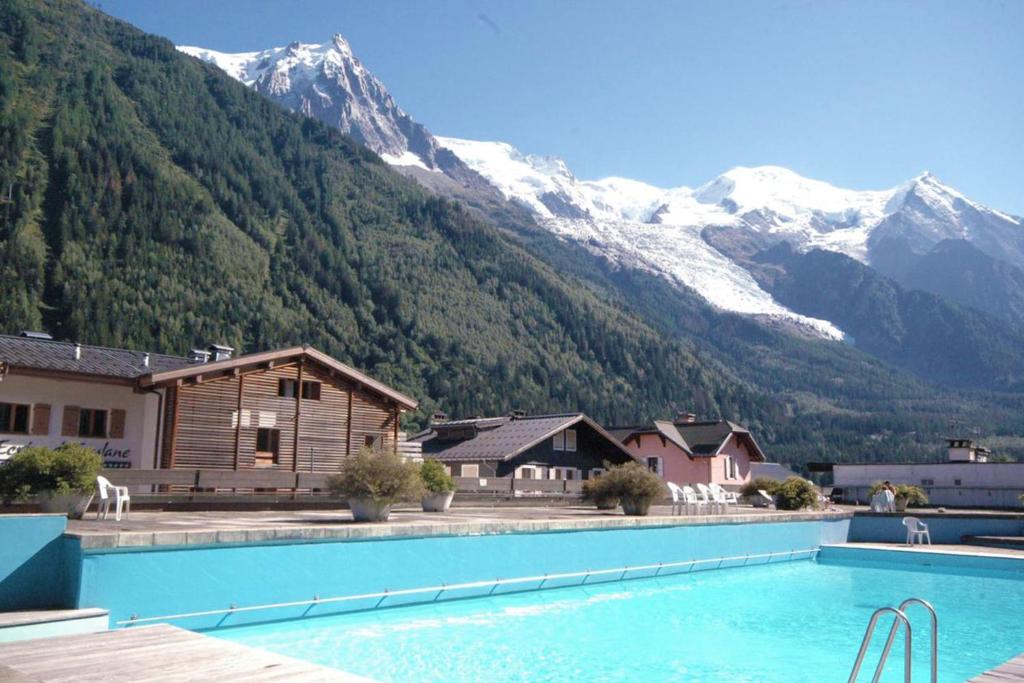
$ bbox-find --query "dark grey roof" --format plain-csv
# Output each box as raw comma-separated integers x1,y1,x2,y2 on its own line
412,413,632,463
0,334,191,380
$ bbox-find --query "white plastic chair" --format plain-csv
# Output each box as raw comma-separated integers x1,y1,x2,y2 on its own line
696,483,723,514
681,485,707,515
757,489,777,510
708,482,739,511
903,516,931,546
666,482,686,516
96,476,130,521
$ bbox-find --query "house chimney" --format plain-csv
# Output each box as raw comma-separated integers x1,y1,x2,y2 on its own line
677,411,697,423
73,343,82,361
142,353,150,368
188,348,210,364
207,344,234,362
430,412,448,425
508,409,527,420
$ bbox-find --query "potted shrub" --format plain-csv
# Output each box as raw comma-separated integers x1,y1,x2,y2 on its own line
582,475,619,510
739,477,781,507
599,462,664,516
419,459,456,512
773,476,820,511
893,484,928,512
0,444,102,518
327,448,423,522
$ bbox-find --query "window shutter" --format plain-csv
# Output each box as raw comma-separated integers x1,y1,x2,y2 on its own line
109,409,126,439
31,404,51,435
61,406,81,436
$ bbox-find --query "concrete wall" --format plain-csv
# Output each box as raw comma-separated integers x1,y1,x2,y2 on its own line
0,375,162,471
0,514,73,610
624,436,710,486
848,512,1024,544
707,435,754,487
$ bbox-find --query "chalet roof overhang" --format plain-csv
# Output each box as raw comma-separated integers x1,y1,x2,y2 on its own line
139,345,418,410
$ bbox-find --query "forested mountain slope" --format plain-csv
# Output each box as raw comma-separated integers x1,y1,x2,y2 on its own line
2,0,1022,466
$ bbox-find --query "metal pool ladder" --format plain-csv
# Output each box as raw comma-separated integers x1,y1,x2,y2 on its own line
847,598,937,683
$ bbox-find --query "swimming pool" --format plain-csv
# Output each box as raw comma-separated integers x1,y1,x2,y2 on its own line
217,556,1024,682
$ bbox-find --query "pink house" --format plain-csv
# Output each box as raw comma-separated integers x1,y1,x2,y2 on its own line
609,418,767,490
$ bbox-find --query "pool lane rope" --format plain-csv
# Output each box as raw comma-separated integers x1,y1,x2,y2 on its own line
117,547,820,626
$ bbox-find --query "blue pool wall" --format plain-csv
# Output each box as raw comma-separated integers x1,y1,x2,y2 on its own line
819,545,1024,578
0,514,75,610
848,513,1024,544
73,518,849,631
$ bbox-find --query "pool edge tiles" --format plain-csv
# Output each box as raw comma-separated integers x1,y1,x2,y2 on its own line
819,544,1024,578
69,516,851,631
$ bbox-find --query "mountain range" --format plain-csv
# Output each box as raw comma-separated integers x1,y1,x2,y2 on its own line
3,0,1024,469
182,36,1024,391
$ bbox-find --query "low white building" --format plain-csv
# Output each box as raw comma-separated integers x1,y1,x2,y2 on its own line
0,333,182,470
834,439,1024,509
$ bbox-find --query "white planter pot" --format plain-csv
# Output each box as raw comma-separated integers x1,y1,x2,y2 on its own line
421,490,455,512
348,497,392,522
38,491,95,519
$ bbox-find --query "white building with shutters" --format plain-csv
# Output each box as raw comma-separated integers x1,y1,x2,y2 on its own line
0,373,160,470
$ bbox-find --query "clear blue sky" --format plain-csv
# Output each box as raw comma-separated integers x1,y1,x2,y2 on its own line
101,0,1024,214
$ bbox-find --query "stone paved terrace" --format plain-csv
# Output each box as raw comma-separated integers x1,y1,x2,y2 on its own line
64,504,851,549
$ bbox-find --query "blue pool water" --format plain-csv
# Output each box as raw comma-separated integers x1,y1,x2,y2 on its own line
216,558,1024,682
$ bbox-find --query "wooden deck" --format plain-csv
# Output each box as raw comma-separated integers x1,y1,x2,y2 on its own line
970,653,1024,682
0,624,372,682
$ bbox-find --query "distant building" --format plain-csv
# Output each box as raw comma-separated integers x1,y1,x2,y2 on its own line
0,333,416,472
833,438,1023,508
608,415,767,488
409,412,635,481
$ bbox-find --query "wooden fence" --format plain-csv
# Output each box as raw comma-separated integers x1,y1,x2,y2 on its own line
103,469,585,498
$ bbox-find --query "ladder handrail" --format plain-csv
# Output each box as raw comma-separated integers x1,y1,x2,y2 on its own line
876,598,938,683
847,607,912,683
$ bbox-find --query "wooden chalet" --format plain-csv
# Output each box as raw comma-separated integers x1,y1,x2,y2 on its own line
409,412,636,481
141,347,418,473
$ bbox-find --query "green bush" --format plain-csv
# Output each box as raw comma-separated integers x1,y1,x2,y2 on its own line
420,458,455,493
326,448,423,504
894,484,928,507
867,481,928,507
0,444,102,501
773,476,820,510
739,477,781,498
597,462,664,515
582,475,619,509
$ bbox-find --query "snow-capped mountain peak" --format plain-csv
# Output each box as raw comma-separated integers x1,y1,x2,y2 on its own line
178,37,479,180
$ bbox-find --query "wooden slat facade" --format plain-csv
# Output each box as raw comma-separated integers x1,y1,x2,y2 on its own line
160,359,401,475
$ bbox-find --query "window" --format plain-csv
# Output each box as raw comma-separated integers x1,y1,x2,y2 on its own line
921,478,935,486
460,464,479,478
954,478,962,486
553,428,577,451
518,466,536,480
0,403,29,434
301,381,321,400
590,467,605,479
279,379,321,400
646,457,662,476
278,379,297,398
78,409,108,438
255,428,280,466
723,455,739,480
364,434,380,450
